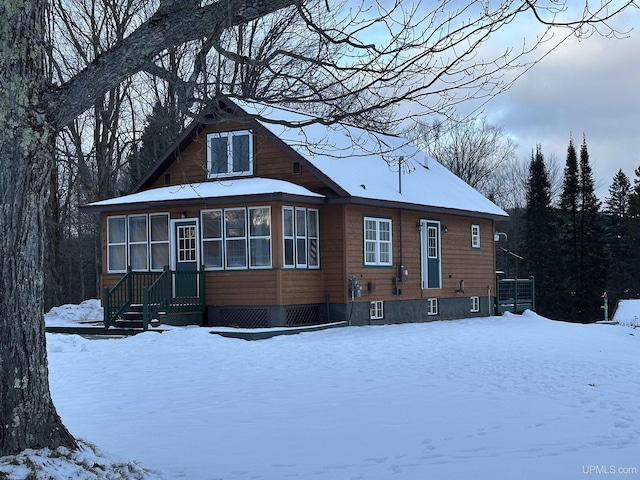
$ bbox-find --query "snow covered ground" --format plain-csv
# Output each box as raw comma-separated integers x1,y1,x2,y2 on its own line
2,301,640,479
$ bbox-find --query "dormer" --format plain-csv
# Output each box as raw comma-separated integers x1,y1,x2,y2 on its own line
207,129,254,179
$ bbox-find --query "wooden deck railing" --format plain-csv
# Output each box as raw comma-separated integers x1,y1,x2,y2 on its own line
104,266,205,329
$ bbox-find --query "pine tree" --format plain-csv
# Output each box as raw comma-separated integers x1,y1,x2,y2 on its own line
604,169,631,306
129,101,183,188
523,146,561,318
576,136,606,322
627,166,640,297
558,137,580,321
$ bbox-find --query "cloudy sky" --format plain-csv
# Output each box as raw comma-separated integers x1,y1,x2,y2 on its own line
481,5,640,201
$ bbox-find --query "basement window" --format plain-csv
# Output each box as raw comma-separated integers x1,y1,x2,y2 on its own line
370,300,384,320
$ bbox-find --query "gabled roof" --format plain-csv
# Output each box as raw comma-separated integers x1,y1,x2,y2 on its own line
92,98,508,219
237,100,507,218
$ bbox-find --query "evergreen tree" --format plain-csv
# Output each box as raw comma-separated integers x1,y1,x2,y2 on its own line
558,137,580,320
128,101,183,188
523,146,561,318
627,166,640,297
604,169,631,306
576,136,606,321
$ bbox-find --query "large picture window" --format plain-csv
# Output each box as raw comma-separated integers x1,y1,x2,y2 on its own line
364,217,392,266
207,130,253,178
107,213,169,273
283,206,320,269
201,207,272,270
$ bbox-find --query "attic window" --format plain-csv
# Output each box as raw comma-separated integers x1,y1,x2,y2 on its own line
293,161,302,174
164,173,171,185
207,130,254,179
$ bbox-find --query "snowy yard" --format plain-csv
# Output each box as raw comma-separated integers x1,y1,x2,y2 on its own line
3,301,640,479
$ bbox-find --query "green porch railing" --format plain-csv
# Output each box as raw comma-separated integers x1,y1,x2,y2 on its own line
496,276,535,314
104,266,205,329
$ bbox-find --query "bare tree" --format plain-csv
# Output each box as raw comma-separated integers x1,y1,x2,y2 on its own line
413,115,518,198
0,0,636,457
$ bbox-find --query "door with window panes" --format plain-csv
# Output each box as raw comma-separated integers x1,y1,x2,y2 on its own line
172,219,199,297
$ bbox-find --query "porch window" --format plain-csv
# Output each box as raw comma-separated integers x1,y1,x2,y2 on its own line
150,213,169,270
107,216,127,273
128,215,148,271
364,217,392,266
225,208,247,269
471,223,480,249
283,206,320,269
106,213,169,273
201,210,223,269
249,207,271,268
201,207,273,270
207,130,253,178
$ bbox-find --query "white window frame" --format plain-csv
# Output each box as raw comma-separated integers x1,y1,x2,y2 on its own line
364,217,392,266
370,300,384,320
128,214,149,271
201,207,272,271
149,213,170,271
427,298,438,316
207,130,253,179
470,296,480,313
224,208,248,270
471,223,481,249
248,206,272,269
201,209,224,270
107,215,127,273
283,206,320,269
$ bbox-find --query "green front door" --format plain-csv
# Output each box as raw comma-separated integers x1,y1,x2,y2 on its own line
420,220,441,289
173,220,198,298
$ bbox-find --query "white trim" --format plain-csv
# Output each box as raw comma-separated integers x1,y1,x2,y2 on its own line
471,223,481,249
107,215,127,273
427,298,438,316
420,219,442,289
170,218,200,271
363,216,393,266
370,300,384,320
470,296,480,312
206,130,254,179
248,206,272,269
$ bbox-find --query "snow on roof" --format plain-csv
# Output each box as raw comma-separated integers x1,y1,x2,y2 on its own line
87,177,323,208
237,100,508,218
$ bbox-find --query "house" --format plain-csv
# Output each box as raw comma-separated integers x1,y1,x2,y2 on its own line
84,99,508,329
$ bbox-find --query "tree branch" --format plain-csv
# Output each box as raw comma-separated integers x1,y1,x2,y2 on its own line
46,0,299,130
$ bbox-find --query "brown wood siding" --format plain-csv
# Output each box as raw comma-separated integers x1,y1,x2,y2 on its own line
150,122,330,192
204,270,278,306
340,206,496,303
318,205,348,303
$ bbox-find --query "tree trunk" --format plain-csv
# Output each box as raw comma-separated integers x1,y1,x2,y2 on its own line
0,0,77,455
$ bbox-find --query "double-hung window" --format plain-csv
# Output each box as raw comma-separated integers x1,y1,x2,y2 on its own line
225,208,248,269
471,223,480,249
283,207,320,269
364,217,392,266
149,213,170,270
107,216,127,273
207,130,253,178
249,207,271,268
128,215,149,271
201,210,223,269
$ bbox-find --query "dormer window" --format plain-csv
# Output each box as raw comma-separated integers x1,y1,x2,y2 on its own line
207,130,253,178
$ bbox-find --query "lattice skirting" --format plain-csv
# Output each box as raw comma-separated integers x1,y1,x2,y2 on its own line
210,304,323,328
